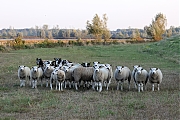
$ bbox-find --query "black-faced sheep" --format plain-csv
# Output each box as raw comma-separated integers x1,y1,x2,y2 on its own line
18,65,31,87
30,66,44,88
93,61,106,67
36,58,44,68
148,68,163,91
114,66,131,91
81,62,91,67
134,67,149,92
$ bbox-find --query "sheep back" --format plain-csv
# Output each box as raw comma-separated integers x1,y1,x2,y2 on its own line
73,67,94,83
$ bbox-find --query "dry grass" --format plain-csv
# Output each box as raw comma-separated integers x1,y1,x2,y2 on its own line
0,39,179,119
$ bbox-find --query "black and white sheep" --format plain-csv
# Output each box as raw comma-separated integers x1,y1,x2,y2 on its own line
114,66,131,91
18,65,31,87
104,64,113,90
30,66,44,88
134,67,149,92
93,61,106,67
132,65,141,88
148,68,163,91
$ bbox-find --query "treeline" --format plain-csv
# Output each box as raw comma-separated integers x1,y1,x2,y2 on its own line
0,25,179,39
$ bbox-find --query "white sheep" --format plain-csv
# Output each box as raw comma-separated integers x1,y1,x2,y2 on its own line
30,66,44,88
134,67,149,92
73,66,94,90
18,65,31,87
104,64,113,90
44,64,55,87
132,65,140,88
61,63,82,89
93,65,110,92
55,69,66,91
50,68,58,90
148,68,163,91
114,66,131,91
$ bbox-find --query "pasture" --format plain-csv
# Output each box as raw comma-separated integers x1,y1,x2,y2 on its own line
0,36,179,119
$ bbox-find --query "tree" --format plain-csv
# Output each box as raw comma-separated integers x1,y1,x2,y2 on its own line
86,14,104,40
47,31,53,39
144,13,167,41
40,29,46,38
102,14,111,41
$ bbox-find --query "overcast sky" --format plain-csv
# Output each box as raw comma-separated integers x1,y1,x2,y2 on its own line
0,0,179,30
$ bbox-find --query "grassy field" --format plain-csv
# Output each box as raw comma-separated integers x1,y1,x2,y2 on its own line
0,36,179,119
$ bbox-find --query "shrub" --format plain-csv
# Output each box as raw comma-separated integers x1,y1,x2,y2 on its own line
0,45,7,52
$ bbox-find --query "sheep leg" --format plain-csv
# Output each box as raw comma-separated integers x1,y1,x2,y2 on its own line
50,80,53,90
41,79,43,87
106,82,110,91
32,80,35,88
69,81,72,88
92,82,95,90
20,80,23,87
59,82,60,91
61,82,63,91
99,82,102,92
23,80,26,87
75,83,78,90
134,83,137,89
120,81,123,91
29,79,32,86
157,84,160,91
141,83,144,91
138,84,141,92
64,81,67,88
55,81,58,90
46,79,49,87
152,84,154,91
128,81,131,91
117,81,120,90
97,82,99,91
35,80,37,88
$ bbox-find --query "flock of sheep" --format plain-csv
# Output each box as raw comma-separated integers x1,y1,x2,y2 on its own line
18,58,163,92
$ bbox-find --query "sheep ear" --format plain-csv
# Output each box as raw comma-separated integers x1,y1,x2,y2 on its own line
138,65,140,67
156,68,158,70
141,68,143,71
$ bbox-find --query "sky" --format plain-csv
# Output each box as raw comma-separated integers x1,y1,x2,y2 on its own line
0,0,179,30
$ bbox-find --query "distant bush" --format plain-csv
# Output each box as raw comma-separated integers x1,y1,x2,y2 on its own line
0,45,7,52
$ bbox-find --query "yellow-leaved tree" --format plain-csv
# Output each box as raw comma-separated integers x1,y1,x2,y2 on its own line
144,13,167,41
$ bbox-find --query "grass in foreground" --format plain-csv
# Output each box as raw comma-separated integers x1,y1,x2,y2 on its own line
0,36,179,119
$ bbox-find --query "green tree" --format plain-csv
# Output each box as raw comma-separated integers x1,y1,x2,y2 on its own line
144,13,167,41
86,14,104,40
